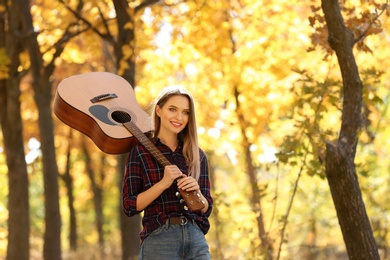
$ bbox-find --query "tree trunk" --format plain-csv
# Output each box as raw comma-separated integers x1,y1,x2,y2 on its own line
106,1,159,257
206,152,223,259
1,74,30,260
112,0,137,83
81,138,105,257
1,1,30,259
112,1,140,257
234,86,272,259
321,1,380,259
59,130,77,251
118,153,141,260
35,78,62,260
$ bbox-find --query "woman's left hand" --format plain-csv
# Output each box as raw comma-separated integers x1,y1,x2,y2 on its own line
177,176,199,192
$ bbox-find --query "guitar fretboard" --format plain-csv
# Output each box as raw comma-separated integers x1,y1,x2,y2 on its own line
123,121,170,167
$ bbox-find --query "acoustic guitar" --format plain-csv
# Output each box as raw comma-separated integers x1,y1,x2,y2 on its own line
54,72,205,212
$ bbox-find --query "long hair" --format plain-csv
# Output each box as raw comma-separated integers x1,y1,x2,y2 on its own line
151,86,200,181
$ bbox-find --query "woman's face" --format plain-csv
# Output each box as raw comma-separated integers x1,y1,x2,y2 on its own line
156,95,190,136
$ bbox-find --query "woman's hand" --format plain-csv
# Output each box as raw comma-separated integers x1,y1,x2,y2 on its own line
160,165,186,189
177,176,200,192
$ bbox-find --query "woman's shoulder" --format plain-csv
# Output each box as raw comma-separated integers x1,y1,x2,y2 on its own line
198,147,208,159
130,143,150,154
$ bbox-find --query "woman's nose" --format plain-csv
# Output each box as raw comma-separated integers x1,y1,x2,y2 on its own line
176,112,182,120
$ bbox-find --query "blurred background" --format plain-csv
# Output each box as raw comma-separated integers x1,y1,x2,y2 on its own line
1,0,390,259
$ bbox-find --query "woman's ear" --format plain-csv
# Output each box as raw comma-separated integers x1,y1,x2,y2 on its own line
155,105,161,117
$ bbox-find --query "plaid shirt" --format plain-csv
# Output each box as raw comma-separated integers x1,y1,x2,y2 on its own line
122,138,213,242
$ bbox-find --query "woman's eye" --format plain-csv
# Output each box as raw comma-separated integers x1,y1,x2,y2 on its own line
169,108,176,112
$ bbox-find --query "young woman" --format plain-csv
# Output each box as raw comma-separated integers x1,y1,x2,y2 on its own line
122,86,213,259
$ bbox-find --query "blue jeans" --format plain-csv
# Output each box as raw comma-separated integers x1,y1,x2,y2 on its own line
139,221,210,260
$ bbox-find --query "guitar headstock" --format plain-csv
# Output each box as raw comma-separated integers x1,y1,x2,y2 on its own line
176,189,205,212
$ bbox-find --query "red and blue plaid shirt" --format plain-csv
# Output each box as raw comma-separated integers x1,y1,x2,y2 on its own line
122,138,213,242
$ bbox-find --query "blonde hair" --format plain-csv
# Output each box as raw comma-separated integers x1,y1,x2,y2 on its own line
151,86,200,180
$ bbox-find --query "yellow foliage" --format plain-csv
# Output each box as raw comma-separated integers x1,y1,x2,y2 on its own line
1,0,390,258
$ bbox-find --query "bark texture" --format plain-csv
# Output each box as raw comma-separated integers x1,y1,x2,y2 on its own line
322,1,380,259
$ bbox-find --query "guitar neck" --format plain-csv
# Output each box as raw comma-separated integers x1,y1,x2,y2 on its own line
123,121,171,167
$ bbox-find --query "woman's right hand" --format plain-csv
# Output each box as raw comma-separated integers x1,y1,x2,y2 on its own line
160,165,186,189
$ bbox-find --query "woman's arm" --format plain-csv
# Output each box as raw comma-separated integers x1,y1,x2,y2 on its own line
136,165,187,211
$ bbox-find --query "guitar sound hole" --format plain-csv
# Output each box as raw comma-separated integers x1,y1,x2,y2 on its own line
111,111,131,123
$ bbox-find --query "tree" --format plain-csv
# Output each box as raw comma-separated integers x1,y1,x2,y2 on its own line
234,85,273,258
0,1,30,259
81,137,106,257
321,1,381,258
59,130,77,251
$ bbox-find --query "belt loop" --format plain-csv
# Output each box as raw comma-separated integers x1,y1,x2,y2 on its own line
165,218,170,228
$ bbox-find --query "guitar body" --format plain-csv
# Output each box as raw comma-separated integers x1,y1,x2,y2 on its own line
54,72,152,154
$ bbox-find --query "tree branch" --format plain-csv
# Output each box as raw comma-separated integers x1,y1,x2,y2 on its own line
58,0,115,44
354,0,389,44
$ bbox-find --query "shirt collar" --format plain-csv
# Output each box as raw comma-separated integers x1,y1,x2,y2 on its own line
153,137,183,150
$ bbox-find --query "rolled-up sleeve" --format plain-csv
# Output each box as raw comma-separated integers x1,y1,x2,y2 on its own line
199,150,213,217
122,146,143,217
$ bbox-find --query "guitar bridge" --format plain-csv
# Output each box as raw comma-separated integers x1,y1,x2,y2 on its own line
90,93,118,103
